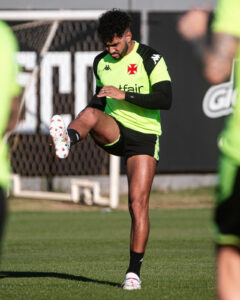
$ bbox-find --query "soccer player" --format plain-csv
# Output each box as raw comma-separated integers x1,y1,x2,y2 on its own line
50,9,172,289
178,1,240,299
0,20,21,256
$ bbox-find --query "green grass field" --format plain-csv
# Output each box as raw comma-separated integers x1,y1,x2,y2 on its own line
0,202,216,299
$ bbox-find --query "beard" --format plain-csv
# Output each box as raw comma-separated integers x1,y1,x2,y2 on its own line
112,41,129,60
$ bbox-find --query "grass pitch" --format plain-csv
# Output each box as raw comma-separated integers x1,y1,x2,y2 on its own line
0,204,215,299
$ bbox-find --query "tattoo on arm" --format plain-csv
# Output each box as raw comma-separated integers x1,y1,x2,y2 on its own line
204,33,239,84
211,33,238,61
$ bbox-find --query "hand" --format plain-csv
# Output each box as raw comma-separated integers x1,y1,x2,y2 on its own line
177,8,209,40
98,86,125,100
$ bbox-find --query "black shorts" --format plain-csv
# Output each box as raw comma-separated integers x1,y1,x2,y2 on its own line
95,119,160,161
214,154,240,247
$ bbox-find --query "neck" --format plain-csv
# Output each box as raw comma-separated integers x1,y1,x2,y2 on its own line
126,40,135,55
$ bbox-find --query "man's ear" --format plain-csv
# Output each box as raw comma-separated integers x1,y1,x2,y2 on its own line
125,30,132,43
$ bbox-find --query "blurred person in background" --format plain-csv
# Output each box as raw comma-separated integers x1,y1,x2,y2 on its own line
50,9,172,289
0,20,21,257
178,1,240,299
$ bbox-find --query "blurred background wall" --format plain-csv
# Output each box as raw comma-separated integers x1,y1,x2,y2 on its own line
1,1,223,194
0,0,216,10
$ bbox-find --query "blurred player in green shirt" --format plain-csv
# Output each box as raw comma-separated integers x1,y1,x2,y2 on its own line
0,20,21,255
178,0,240,298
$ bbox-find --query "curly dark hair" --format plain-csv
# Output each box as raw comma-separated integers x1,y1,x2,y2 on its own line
97,9,132,43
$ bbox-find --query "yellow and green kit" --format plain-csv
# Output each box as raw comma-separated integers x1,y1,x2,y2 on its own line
92,40,171,160
0,20,21,190
212,0,240,246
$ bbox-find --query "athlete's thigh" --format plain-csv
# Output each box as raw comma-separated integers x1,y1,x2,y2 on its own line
127,155,157,198
69,107,120,145
90,110,120,145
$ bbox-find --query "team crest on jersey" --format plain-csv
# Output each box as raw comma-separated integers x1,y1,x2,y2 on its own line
151,54,161,65
128,64,138,75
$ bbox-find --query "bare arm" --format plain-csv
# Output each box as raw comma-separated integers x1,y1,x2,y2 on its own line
178,9,239,84
204,33,239,84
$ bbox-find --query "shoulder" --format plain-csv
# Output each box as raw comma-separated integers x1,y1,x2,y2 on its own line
93,50,108,67
137,43,161,60
0,21,17,44
0,20,11,35
0,21,19,65
93,50,108,78
136,43,163,76
212,0,240,38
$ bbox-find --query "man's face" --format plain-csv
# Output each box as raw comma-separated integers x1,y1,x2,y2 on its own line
104,31,131,60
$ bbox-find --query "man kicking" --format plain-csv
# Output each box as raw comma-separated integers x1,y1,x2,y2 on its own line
50,9,172,289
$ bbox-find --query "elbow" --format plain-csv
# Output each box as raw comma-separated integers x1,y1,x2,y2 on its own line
165,95,172,110
163,83,172,110
163,89,172,110
156,96,171,110
166,103,171,110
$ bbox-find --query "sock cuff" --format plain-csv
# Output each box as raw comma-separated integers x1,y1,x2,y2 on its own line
67,128,80,146
127,250,145,277
130,250,145,258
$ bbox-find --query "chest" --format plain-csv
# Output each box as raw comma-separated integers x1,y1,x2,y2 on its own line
98,56,149,90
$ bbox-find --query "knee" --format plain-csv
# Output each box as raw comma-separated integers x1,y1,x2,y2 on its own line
79,107,100,121
129,191,149,218
69,107,99,129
